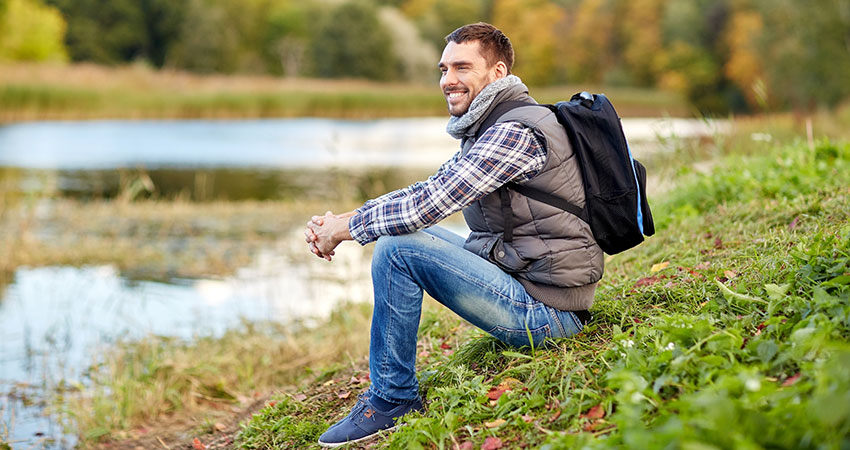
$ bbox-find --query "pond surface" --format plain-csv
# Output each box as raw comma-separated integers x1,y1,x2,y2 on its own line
1,232,374,449
0,117,722,201
0,116,721,448
0,118,458,170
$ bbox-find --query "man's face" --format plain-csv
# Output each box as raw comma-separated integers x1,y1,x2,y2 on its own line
439,41,504,117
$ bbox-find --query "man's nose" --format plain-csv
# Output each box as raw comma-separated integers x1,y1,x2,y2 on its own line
441,68,458,87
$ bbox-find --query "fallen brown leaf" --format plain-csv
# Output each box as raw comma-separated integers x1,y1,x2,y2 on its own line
634,276,659,287
498,377,522,390
583,420,609,432
487,387,508,401
458,441,474,450
481,437,503,450
650,261,670,273
548,409,562,423
292,393,307,402
337,391,351,399
782,373,801,387
484,418,507,428
582,404,605,419
192,437,206,450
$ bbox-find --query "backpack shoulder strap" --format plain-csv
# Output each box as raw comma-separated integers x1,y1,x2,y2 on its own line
507,182,589,223
474,100,536,140
474,100,590,243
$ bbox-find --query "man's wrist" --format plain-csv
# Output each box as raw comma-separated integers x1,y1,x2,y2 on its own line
335,216,353,242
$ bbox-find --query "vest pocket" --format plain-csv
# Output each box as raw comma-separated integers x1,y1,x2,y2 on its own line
489,238,533,273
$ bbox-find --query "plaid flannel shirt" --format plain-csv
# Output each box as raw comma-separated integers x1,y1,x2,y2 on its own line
348,121,546,245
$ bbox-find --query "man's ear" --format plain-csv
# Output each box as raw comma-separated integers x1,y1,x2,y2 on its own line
493,61,508,80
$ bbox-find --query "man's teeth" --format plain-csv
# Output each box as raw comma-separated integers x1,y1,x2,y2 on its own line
448,92,465,99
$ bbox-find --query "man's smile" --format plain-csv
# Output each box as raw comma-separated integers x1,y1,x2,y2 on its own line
445,89,469,107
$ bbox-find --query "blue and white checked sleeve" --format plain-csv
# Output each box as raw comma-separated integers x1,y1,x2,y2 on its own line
348,121,546,244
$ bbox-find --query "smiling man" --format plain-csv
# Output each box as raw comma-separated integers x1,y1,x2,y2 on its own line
306,22,602,447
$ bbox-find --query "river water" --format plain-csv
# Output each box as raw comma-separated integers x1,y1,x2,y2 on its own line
0,116,721,448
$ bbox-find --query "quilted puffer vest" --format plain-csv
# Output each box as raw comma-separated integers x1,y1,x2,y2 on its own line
460,84,603,311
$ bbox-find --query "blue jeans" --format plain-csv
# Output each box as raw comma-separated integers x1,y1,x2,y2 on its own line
367,226,585,404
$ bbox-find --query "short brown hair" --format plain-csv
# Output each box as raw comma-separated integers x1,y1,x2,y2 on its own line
445,22,514,73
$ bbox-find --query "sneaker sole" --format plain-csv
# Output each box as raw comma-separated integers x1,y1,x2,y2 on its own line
317,425,397,448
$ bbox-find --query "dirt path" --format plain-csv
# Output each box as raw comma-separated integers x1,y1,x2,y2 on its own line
96,395,271,450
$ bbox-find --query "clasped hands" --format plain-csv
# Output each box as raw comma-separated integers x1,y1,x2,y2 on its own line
304,210,354,261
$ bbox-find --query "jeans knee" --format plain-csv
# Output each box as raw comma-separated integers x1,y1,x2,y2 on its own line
372,233,432,270
374,233,417,257
373,234,398,257
373,235,401,270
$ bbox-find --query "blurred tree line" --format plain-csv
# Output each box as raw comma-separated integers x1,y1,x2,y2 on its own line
2,0,848,113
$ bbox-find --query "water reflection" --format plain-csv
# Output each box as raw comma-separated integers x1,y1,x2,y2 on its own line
0,118,458,170
0,229,372,449
0,166,433,203
0,117,725,203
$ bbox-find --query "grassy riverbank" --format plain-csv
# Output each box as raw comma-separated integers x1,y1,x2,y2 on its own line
2,111,848,448
234,140,850,449
21,133,842,449
0,63,690,121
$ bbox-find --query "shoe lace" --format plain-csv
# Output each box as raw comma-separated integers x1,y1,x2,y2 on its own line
352,392,378,423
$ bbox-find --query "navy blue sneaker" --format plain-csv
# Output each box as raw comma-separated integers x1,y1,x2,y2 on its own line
317,393,424,447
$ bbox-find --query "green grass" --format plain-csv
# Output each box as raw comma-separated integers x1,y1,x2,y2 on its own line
237,139,850,449
0,82,450,120
0,63,689,120
58,305,375,447
0,82,689,120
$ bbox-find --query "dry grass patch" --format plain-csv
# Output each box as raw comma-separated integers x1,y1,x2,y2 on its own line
0,197,357,279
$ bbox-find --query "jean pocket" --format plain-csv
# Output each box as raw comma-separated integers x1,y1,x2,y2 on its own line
487,323,550,348
549,309,584,338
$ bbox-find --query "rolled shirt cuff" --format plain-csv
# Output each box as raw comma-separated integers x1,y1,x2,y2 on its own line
348,211,374,245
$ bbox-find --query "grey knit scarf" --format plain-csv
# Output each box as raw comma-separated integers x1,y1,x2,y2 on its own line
446,75,522,139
